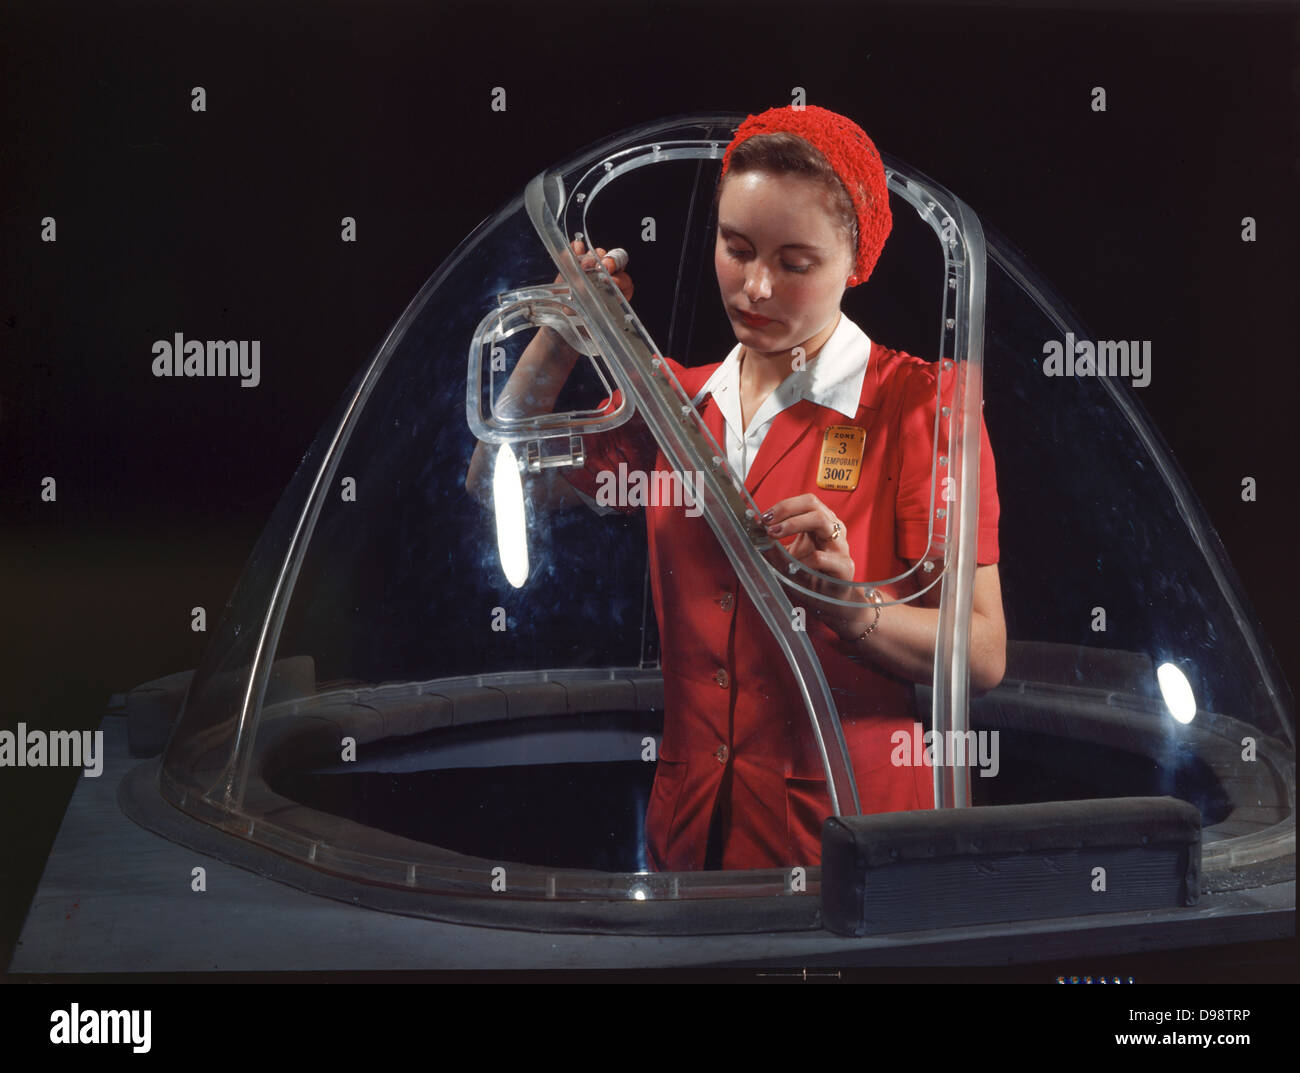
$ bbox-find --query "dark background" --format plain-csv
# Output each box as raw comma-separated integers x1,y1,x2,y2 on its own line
1,0,1296,974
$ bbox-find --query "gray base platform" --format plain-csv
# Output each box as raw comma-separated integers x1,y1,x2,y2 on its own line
10,715,1293,973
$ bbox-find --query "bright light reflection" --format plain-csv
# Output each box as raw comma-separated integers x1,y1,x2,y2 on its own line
492,444,528,588
1156,662,1197,724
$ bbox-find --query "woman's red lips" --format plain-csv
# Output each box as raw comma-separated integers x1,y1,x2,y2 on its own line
738,310,772,326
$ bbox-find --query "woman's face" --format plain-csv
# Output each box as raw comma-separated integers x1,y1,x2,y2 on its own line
714,170,855,359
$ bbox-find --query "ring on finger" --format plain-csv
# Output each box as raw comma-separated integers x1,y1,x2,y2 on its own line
829,519,843,541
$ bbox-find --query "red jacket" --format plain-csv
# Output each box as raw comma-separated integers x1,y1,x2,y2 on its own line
566,339,1000,870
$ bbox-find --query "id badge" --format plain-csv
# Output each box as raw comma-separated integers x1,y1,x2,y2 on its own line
817,425,865,491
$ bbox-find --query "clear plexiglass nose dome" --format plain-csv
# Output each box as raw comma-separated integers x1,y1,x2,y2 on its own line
130,113,1293,934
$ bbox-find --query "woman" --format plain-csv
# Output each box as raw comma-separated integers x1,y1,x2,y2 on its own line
469,105,1005,871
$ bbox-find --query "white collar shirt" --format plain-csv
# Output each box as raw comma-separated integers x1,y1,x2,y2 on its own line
691,313,873,481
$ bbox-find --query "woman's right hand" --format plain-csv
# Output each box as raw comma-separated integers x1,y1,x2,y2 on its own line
561,238,634,303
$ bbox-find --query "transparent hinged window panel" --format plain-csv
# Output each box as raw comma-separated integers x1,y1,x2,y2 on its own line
536,135,976,612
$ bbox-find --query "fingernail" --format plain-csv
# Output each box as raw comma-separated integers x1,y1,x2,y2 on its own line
767,522,783,536
760,509,775,523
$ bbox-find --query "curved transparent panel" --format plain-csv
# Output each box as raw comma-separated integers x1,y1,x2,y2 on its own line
966,238,1293,867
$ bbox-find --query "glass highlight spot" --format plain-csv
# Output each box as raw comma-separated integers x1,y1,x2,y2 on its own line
493,443,528,588
1157,662,1196,724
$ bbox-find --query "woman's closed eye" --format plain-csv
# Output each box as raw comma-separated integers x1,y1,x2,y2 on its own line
725,246,812,273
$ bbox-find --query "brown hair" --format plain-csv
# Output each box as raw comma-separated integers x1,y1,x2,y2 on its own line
714,132,858,258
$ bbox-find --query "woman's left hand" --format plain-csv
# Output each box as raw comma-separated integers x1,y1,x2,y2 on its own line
761,494,867,637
